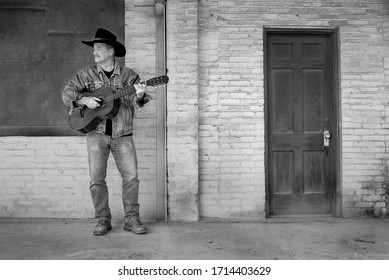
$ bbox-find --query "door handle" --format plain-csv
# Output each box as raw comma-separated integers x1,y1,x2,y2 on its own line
324,130,331,147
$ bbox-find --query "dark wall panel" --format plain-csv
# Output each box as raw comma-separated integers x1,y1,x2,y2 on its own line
0,0,124,135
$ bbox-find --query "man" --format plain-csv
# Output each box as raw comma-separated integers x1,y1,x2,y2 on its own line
62,28,151,235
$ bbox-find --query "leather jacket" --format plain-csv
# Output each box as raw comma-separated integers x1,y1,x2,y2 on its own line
62,61,151,138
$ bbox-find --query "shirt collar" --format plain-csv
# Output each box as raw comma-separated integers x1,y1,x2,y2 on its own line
97,61,121,76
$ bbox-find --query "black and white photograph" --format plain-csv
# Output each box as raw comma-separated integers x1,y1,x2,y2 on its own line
0,0,388,279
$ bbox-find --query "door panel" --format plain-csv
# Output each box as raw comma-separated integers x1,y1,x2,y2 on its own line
303,151,324,194
303,69,323,132
267,32,336,216
273,152,294,194
272,69,294,132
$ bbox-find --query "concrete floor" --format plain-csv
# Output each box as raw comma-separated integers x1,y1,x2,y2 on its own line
0,217,388,260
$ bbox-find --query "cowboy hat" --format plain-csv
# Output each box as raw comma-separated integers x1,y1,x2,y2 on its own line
82,28,126,57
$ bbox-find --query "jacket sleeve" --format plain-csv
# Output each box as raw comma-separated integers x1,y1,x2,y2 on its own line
62,71,88,114
126,72,152,111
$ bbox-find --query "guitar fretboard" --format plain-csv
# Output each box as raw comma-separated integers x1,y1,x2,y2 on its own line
100,75,167,102
103,85,137,102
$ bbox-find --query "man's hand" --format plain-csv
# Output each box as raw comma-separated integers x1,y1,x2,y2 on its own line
76,96,101,109
134,81,147,100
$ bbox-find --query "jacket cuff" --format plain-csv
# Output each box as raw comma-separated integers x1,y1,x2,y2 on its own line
69,93,85,114
134,92,152,110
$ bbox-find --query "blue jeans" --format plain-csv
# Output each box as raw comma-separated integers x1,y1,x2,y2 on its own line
86,132,139,222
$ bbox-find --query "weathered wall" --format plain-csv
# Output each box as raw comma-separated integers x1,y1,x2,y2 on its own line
0,1,159,221
125,0,160,220
0,139,157,220
0,136,160,219
192,0,389,218
339,1,389,217
197,0,266,219
166,0,200,221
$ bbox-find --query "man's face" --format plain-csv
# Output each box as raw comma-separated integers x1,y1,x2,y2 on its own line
93,43,113,64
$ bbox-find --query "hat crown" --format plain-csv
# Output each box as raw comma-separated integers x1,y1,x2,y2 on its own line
95,28,117,41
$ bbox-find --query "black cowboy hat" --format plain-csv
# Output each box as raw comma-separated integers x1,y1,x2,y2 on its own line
82,28,126,57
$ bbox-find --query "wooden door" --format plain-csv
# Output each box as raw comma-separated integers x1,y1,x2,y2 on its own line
266,32,337,216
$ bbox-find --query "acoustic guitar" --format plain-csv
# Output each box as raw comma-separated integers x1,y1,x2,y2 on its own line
68,75,169,134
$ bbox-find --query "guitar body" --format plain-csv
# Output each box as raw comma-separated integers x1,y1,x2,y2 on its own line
68,87,120,134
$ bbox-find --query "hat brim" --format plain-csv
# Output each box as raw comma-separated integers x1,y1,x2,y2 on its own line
82,39,126,57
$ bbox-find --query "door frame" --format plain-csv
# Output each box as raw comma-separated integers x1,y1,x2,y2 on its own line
263,27,341,218
155,1,167,221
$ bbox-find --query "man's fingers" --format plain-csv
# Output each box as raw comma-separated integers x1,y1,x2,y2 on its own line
135,83,146,93
90,97,101,108
85,97,100,109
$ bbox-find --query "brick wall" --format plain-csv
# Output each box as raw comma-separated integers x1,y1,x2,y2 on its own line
198,0,266,219
166,0,200,221
0,135,157,220
191,0,389,218
331,0,388,217
0,137,91,218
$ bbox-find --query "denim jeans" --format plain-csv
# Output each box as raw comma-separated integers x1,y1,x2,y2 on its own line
86,132,139,221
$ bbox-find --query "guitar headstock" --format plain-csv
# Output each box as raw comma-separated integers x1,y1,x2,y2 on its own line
146,75,169,87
